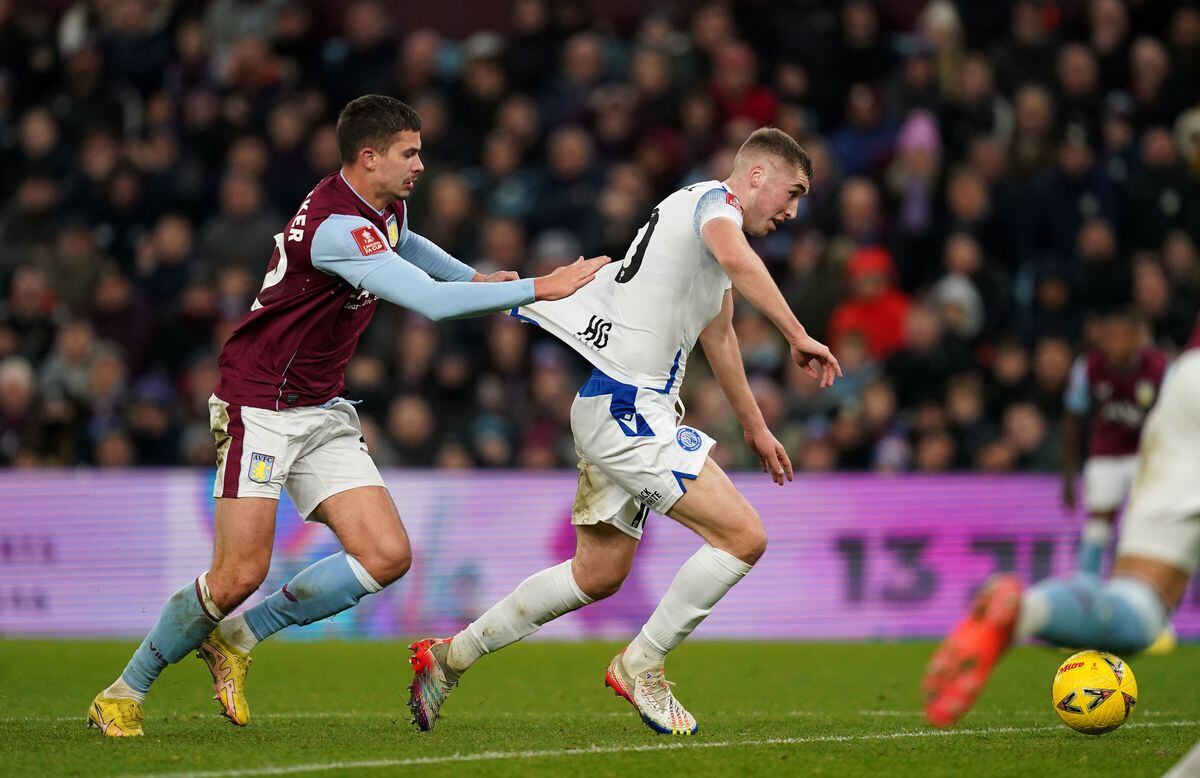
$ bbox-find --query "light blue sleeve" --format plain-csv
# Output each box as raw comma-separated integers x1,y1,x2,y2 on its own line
396,228,477,282
311,214,401,287
1064,356,1090,415
311,215,533,320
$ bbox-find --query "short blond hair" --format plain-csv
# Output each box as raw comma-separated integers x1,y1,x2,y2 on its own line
735,127,813,181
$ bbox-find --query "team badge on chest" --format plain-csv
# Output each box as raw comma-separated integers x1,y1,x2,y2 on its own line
386,213,399,247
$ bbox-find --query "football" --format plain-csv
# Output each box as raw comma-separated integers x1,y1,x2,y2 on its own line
1052,650,1138,735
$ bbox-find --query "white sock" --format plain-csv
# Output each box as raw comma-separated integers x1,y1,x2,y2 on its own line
623,545,752,678
448,560,593,673
195,571,226,620
1081,517,1114,547
1014,589,1050,640
104,676,146,704
217,613,260,654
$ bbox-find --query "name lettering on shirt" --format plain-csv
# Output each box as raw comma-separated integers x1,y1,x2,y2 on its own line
288,191,315,242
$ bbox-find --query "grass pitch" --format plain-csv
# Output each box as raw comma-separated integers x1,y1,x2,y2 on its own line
1,640,1196,776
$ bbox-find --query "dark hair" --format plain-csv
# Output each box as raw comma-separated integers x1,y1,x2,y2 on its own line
1108,305,1144,328
336,95,422,164
736,127,813,183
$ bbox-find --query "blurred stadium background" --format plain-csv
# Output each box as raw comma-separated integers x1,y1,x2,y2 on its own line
2,0,1199,643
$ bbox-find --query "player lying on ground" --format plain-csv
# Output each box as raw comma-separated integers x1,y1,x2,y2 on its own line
924,315,1200,728
408,127,840,735
87,95,609,737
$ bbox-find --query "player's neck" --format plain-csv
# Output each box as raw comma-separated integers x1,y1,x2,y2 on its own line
339,167,389,213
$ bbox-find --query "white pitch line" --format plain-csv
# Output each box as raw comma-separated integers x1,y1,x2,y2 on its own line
4,709,1187,724
133,719,1199,778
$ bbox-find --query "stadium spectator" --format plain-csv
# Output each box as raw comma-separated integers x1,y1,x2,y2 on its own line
829,246,912,361
0,0,1195,474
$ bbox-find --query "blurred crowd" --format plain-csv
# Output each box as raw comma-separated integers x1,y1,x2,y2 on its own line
1,0,1198,474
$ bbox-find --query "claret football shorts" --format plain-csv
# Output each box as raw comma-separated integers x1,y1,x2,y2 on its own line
209,394,386,519
569,369,715,540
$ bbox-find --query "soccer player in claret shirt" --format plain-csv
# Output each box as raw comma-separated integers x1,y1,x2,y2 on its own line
86,95,609,737
1061,309,1166,576
408,128,841,735
924,315,1200,728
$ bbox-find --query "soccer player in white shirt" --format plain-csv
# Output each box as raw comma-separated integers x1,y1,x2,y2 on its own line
408,128,840,735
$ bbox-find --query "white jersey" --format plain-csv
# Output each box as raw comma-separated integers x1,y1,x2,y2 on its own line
514,181,744,396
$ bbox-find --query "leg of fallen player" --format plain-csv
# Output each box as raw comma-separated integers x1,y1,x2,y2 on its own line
408,522,637,731
606,457,765,735
1021,555,1188,651
88,497,277,736
198,487,410,726
923,554,1188,729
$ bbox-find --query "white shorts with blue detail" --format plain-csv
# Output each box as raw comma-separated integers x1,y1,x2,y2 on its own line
569,369,715,540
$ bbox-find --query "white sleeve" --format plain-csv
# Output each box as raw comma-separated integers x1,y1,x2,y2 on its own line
693,187,744,240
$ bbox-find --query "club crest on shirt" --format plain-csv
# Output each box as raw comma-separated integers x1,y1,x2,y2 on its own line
248,452,275,483
352,225,387,256
725,191,743,213
1135,379,1156,407
676,427,703,452
385,213,399,247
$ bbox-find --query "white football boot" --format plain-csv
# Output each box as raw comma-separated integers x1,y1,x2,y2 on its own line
604,650,698,735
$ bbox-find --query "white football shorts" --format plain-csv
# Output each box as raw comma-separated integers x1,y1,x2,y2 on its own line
209,394,385,519
1082,455,1139,513
1117,351,1200,575
569,369,715,540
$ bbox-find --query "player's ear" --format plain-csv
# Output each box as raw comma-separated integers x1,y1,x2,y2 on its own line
359,147,377,171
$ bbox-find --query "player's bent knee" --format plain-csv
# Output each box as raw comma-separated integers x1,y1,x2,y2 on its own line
711,516,767,565
572,562,627,601
359,542,412,586
209,563,270,610
736,526,768,565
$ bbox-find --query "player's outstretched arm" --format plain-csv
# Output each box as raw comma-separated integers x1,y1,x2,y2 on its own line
393,229,518,283
312,217,609,320
699,290,793,485
701,217,841,387
358,257,534,320
356,254,610,320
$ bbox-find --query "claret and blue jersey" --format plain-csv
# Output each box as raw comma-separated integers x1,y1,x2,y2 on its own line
216,171,533,411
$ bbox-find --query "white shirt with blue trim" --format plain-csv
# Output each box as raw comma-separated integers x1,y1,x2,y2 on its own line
514,180,742,396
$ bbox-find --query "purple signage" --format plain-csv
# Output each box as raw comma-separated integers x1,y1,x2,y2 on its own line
1,471,1197,640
